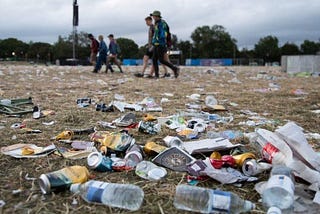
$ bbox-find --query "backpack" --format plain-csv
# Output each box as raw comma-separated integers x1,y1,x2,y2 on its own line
116,43,121,54
163,20,172,48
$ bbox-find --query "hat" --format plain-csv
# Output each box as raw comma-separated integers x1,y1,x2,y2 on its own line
150,10,161,18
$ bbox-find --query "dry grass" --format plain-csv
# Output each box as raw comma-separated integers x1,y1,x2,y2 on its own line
0,62,319,213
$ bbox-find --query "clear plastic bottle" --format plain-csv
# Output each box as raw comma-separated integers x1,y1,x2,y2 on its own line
262,165,295,214
174,184,255,214
70,180,144,211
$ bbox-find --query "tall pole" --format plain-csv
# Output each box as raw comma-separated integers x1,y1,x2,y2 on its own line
73,0,79,61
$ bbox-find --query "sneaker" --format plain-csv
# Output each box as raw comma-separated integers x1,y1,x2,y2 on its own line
32,106,41,119
174,67,180,78
145,74,153,78
92,69,98,73
161,73,171,78
134,73,144,78
96,104,102,111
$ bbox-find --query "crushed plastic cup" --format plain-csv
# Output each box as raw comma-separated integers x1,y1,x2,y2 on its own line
205,95,218,108
135,161,167,181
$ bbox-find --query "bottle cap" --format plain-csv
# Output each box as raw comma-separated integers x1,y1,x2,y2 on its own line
244,200,255,212
267,206,282,214
70,183,81,194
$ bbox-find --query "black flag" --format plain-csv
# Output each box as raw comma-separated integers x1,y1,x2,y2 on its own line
73,0,79,26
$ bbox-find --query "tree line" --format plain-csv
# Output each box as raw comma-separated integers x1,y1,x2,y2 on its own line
0,25,319,65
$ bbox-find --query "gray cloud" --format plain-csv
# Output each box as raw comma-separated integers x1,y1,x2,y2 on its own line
0,0,319,49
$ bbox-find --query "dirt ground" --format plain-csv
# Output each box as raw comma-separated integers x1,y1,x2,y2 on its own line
0,62,319,214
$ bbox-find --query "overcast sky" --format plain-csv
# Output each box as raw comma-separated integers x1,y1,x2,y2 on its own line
0,0,319,49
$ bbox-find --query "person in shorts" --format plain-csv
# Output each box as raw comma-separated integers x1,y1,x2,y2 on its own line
135,16,169,78
106,34,123,73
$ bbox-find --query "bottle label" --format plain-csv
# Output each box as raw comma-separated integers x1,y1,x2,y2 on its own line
86,181,109,203
211,190,231,212
262,143,279,163
266,175,294,195
45,166,89,193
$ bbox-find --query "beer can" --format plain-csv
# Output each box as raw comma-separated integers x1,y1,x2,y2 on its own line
39,165,89,194
87,152,113,172
233,152,256,167
242,159,272,176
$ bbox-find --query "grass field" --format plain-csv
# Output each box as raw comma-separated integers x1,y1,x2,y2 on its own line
0,63,319,213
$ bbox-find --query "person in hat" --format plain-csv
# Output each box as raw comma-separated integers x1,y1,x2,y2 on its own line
150,10,179,78
135,16,170,78
106,34,123,73
93,35,108,73
88,34,99,68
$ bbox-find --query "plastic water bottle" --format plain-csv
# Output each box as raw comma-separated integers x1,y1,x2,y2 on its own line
174,184,255,213
70,180,144,211
262,165,294,214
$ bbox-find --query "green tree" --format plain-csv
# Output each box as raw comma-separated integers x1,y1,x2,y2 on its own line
0,38,29,59
27,42,52,61
170,34,178,50
177,40,193,64
191,25,237,58
281,43,300,55
300,40,319,55
52,35,73,60
116,38,139,59
254,35,280,62
137,45,147,59
52,32,91,61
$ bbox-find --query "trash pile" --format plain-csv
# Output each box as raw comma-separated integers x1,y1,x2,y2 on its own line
1,65,320,213
1,92,320,214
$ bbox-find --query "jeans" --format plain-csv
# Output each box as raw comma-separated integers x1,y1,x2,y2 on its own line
152,45,177,77
95,53,107,71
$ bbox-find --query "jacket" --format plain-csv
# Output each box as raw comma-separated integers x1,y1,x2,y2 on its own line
152,19,169,46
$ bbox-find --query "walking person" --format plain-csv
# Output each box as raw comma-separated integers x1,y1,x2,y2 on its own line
106,34,123,73
135,16,169,78
88,34,99,67
93,35,108,73
150,10,179,78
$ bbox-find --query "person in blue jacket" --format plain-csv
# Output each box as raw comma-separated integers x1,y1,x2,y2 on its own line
93,35,108,73
150,10,179,78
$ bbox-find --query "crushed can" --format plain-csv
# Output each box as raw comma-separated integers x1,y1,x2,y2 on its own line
143,142,167,156
210,155,236,169
233,152,256,167
242,159,272,176
87,152,113,172
138,121,161,135
39,165,89,194
102,131,134,152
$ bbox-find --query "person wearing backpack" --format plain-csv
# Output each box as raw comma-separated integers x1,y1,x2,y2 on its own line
150,10,179,78
106,34,123,73
135,16,170,78
88,34,99,67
